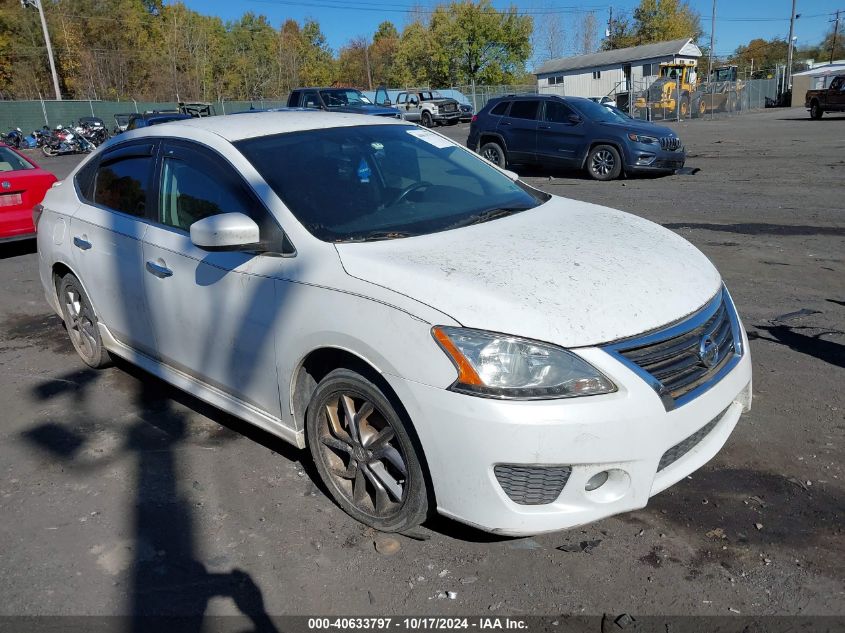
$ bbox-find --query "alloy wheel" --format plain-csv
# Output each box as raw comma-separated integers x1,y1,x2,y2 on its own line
591,149,615,177
317,391,408,517
63,286,98,360
482,147,501,164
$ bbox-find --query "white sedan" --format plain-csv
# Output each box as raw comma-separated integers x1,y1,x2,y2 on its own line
36,112,751,535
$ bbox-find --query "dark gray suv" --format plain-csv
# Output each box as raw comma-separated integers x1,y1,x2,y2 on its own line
467,95,685,180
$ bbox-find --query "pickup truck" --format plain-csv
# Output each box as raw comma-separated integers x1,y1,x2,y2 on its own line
806,74,845,119
390,90,461,127
287,87,401,118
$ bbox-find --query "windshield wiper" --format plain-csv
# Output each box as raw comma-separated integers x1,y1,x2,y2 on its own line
446,206,530,230
333,230,414,243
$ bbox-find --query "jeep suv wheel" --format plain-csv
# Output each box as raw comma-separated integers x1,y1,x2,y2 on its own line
479,142,507,168
586,144,622,181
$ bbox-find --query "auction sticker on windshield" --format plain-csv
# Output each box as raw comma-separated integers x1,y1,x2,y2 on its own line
406,128,454,149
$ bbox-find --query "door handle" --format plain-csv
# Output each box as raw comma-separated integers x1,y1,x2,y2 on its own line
73,236,91,250
145,261,173,278
538,124,550,129
500,121,512,126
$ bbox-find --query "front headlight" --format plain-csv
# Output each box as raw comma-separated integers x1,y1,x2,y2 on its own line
432,326,616,400
628,133,659,144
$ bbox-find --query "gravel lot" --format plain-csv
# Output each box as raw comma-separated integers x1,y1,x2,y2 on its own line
0,109,843,622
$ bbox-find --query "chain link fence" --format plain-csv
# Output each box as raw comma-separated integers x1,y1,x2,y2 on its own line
0,98,287,134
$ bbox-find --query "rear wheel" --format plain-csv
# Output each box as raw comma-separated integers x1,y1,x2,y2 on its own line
586,144,622,181
479,141,507,168
57,274,110,368
810,100,823,120
306,369,430,533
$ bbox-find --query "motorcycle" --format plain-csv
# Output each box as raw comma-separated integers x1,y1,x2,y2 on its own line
41,125,95,157
78,120,108,146
2,128,23,149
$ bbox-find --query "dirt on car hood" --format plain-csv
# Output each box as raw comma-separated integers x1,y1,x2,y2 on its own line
335,196,722,347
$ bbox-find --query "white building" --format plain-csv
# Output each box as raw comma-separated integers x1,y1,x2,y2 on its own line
534,38,702,99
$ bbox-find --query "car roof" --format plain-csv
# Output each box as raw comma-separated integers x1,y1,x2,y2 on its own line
129,111,408,142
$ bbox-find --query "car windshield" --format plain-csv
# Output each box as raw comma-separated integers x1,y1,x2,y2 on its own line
320,89,372,107
571,98,628,123
236,124,546,242
0,146,34,171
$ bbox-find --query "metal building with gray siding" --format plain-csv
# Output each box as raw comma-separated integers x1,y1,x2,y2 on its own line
534,38,702,99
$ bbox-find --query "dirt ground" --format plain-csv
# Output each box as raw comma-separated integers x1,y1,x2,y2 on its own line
0,109,842,622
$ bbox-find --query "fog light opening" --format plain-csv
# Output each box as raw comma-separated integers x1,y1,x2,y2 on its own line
585,470,610,492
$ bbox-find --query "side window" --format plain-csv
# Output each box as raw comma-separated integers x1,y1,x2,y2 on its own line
75,158,98,201
288,92,301,107
543,100,575,123
397,94,406,104
507,100,539,120
93,154,153,216
831,77,843,91
158,155,250,231
490,101,510,116
157,144,288,251
303,92,320,108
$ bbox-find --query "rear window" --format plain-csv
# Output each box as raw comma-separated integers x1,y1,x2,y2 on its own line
0,147,34,172
490,101,509,116
508,101,539,120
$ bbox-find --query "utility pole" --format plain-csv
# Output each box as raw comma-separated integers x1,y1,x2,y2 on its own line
785,0,797,90
831,9,842,64
607,7,613,49
22,0,61,100
707,0,716,80
364,41,373,91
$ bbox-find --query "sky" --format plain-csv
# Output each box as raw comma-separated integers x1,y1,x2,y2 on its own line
177,0,842,66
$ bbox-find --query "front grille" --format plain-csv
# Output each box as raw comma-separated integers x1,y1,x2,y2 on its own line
654,159,684,169
660,137,682,151
442,103,456,112
658,408,728,471
605,290,741,410
494,464,571,505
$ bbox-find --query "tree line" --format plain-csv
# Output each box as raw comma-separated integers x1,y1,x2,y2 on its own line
1,0,839,101
0,0,532,101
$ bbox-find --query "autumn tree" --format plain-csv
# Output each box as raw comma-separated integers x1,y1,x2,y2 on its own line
602,0,701,50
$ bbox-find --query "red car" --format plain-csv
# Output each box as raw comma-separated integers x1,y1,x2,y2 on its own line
0,144,57,242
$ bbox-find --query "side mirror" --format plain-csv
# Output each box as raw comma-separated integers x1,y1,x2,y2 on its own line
190,213,261,251
382,99,392,106
503,169,519,182
567,114,581,124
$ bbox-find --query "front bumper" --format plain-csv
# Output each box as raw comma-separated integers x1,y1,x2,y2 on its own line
626,145,686,173
432,111,461,122
384,335,751,536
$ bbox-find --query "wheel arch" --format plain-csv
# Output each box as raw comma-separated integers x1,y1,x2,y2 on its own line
579,139,627,170
291,345,437,507
50,260,97,317
478,132,508,153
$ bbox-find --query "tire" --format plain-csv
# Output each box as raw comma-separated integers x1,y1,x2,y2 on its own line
306,368,430,532
479,141,507,168
680,95,690,118
810,100,823,120
42,145,56,157
692,97,705,118
57,274,110,368
586,144,623,181
421,111,433,128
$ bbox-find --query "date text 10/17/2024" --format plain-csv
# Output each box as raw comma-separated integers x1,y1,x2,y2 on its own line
307,618,529,630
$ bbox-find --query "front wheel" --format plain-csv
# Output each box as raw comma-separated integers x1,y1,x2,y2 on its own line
586,144,622,181
57,274,110,368
479,141,507,168
306,369,430,532
421,111,433,128
42,145,56,157
810,101,823,120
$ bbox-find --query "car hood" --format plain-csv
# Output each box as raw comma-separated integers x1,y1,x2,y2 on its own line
601,120,677,137
335,197,721,347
